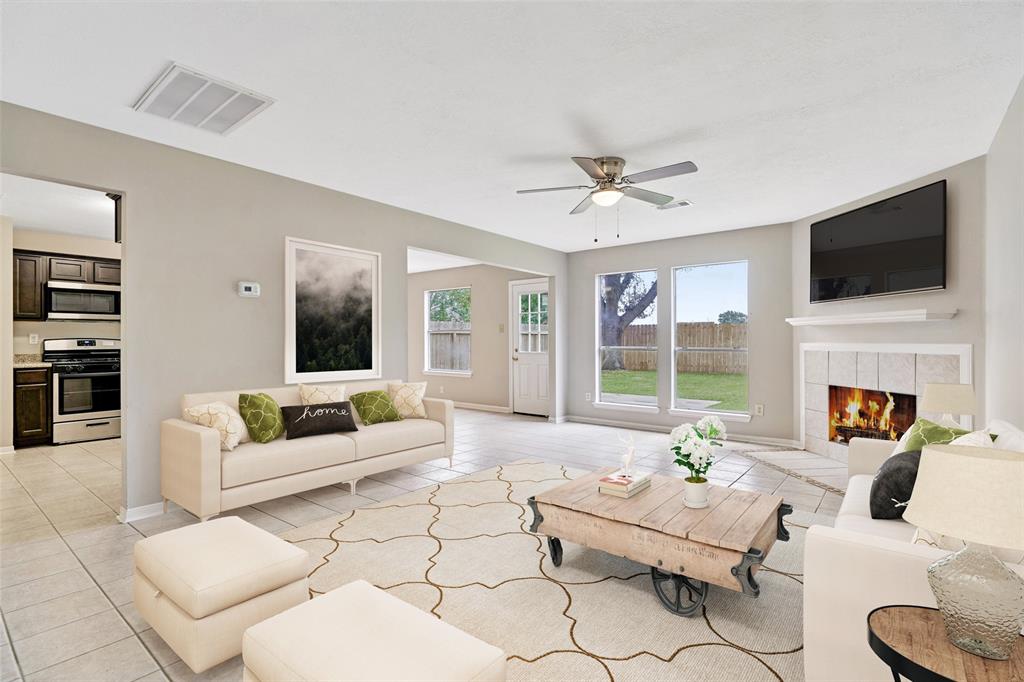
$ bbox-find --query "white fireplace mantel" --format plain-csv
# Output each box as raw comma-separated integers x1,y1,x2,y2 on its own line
785,308,957,327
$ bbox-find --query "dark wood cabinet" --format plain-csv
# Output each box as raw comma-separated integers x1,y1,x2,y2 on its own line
13,253,45,319
13,251,121,321
92,260,121,285
14,368,51,447
49,257,89,282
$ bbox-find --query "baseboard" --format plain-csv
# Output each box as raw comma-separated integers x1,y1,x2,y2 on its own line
564,415,802,448
548,415,568,424
120,501,168,524
453,401,513,414
0,446,13,455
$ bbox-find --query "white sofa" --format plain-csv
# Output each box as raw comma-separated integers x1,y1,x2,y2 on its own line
803,437,1024,681
160,380,454,520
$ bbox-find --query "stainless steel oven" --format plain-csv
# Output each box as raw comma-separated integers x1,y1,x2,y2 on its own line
43,338,121,443
46,281,120,321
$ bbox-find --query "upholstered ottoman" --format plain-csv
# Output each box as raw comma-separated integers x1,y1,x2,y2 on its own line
242,579,507,681
133,517,309,674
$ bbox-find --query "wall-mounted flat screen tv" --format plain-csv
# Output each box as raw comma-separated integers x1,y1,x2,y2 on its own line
810,180,946,303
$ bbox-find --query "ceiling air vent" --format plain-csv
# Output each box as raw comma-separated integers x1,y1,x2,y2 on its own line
133,63,274,135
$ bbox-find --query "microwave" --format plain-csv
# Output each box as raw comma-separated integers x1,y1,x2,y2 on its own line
46,281,121,321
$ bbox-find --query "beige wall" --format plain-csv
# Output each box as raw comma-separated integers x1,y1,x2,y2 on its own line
566,223,795,441
790,156,988,433
13,321,121,355
1,217,13,450
985,78,1024,425
13,228,121,260
407,264,538,409
0,102,568,510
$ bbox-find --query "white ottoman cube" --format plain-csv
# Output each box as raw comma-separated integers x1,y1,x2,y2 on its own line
242,579,506,681
133,516,309,674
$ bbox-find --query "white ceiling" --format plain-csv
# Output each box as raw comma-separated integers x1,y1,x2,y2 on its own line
0,173,114,240
407,248,481,274
1,2,1021,252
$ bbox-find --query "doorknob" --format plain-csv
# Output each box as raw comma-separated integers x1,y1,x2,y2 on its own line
513,348,519,362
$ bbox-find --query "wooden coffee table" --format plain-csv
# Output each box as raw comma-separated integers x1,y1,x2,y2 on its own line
527,468,792,617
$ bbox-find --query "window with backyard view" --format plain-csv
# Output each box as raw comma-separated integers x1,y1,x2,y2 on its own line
598,270,658,406
426,287,471,373
673,261,748,413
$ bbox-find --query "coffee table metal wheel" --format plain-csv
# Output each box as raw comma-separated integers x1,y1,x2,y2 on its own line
650,567,709,617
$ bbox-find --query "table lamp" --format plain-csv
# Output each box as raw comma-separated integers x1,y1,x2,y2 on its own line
920,383,977,422
903,444,1024,660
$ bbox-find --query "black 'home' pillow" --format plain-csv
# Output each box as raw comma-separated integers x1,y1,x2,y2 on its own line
281,401,358,440
869,450,922,520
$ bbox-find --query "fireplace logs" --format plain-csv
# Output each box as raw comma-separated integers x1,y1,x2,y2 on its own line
828,385,916,443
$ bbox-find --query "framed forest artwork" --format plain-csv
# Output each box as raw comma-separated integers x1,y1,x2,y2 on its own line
285,237,381,383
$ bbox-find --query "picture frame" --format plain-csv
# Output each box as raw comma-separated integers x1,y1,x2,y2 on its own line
284,236,381,383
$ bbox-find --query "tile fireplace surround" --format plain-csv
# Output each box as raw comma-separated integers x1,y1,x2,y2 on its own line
800,343,973,462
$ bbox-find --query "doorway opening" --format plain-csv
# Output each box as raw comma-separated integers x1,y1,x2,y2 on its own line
406,247,552,418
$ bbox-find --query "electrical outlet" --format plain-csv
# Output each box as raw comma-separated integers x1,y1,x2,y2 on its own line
28,334,40,345
754,404,765,417
439,386,445,395
585,392,592,401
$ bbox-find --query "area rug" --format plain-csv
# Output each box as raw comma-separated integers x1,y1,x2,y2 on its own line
281,461,827,681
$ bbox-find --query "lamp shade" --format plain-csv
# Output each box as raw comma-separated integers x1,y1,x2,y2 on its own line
920,383,977,415
903,445,1024,550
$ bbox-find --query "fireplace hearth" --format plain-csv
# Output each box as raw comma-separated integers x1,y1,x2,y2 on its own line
828,385,916,444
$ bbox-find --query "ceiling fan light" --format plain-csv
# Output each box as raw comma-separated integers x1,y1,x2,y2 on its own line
591,188,623,207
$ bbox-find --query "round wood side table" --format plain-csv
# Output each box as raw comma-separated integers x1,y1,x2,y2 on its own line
867,605,1024,682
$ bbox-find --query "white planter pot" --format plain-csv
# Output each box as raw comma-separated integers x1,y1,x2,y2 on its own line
683,479,710,508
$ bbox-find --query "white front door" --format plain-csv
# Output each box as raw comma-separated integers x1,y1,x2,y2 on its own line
510,280,550,416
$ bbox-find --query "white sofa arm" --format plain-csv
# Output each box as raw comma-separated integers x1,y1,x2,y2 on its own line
847,437,896,476
803,524,945,681
160,418,222,520
423,398,454,457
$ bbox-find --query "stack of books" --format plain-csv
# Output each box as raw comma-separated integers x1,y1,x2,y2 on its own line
598,470,651,498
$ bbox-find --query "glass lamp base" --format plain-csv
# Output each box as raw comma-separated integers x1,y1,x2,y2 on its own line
927,543,1024,660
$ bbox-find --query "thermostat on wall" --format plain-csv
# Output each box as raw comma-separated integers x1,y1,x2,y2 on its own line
238,281,261,298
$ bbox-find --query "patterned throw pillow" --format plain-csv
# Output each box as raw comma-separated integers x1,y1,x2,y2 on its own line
902,418,969,453
238,393,286,443
299,384,344,406
182,401,246,451
349,390,402,426
388,382,427,419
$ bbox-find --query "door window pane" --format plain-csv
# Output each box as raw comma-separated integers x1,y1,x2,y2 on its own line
673,262,748,413
426,288,471,372
518,291,548,354
597,270,658,406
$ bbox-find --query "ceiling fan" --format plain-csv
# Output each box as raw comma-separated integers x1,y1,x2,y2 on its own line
517,156,697,214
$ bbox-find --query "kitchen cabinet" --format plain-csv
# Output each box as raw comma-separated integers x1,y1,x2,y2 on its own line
49,257,89,282
92,260,121,285
14,368,51,447
13,253,46,320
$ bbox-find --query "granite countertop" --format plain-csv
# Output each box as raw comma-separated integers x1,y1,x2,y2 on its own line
13,354,51,368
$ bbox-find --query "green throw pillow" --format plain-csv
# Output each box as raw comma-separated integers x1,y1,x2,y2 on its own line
902,418,969,453
350,390,402,426
238,393,285,443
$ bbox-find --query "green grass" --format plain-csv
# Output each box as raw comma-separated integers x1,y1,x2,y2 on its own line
600,370,748,412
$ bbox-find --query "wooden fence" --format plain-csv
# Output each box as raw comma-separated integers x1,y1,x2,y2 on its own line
617,323,747,374
427,321,471,371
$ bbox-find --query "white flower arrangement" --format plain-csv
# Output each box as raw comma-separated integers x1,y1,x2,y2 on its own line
670,416,727,482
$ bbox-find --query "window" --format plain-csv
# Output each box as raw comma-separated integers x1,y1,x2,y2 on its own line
426,287,471,373
597,270,658,406
518,291,549,353
673,261,748,413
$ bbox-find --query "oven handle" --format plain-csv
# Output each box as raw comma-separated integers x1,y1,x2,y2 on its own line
54,371,121,378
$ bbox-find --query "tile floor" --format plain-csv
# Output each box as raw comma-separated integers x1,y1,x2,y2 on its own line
0,409,847,681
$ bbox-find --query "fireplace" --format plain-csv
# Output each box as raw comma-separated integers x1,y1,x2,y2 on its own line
828,385,916,444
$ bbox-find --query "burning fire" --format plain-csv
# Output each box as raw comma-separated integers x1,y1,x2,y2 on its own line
830,387,901,441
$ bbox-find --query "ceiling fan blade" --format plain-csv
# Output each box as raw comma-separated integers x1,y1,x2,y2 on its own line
656,199,693,210
571,157,608,180
516,185,591,194
622,161,698,184
621,186,673,206
569,194,593,215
